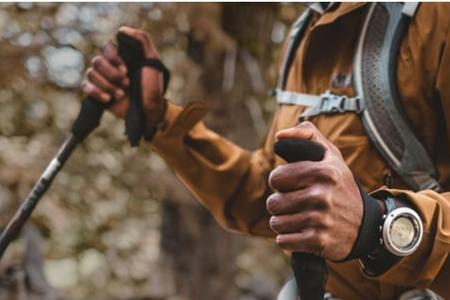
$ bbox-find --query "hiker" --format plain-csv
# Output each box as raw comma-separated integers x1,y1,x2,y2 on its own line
82,3,450,299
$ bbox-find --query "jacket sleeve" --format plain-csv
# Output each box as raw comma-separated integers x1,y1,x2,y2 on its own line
368,189,450,298
367,22,450,298
149,100,279,237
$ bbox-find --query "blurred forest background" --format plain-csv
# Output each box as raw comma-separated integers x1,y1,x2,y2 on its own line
0,3,304,300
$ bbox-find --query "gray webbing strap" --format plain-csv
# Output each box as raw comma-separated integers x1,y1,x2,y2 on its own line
354,2,441,192
274,89,363,118
402,2,419,17
278,9,313,89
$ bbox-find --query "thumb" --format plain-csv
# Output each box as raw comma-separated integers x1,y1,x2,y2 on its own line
275,121,332,152
276,121,319,141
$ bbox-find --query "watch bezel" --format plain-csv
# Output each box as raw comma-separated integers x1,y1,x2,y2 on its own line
382,207,423,257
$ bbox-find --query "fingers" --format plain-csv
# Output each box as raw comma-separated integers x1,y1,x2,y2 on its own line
81,80,110,103
266,188,329,216
102,42,127,74
276,230,324,255
84,43,130,103
86,68,125,100
119,26,160,59
91,55,128,88
275,121,318,141
270,211,328,234
269,161,340,192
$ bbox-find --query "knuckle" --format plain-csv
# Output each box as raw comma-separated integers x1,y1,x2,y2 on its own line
321,214,333,229
307,186,324,201
314,165,339,183
307,186,330,209
314,232,327,252
111,69,123,81
306,211,321,227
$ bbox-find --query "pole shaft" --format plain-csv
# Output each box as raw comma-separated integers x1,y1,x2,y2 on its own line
0,134,78,258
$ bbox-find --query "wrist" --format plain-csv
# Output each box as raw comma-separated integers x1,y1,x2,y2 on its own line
144,99,168,142
343,182,384,261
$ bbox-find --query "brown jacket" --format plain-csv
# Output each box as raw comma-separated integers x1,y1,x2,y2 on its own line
150,3,450,299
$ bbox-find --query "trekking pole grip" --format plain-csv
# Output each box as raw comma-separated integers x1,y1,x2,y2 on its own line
273,139,327,300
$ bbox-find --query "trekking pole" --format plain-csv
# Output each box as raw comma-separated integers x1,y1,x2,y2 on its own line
0,32,142,260
273,139,327,300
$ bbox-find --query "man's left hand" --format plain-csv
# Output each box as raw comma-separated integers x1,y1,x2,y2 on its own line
267,121,363,261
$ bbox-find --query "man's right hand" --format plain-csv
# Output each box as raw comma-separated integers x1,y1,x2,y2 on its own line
81,26,166,135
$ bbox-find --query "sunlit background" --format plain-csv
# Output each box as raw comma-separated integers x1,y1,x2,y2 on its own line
0,3,303,300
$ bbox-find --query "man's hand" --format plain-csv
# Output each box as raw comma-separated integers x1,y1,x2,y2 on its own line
267,122,363,261
82,26,166,134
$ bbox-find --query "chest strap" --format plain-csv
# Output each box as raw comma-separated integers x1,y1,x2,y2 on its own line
274,89,363,118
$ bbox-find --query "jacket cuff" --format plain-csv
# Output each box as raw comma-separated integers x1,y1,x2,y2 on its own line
150,100,208,150
359,188,448,288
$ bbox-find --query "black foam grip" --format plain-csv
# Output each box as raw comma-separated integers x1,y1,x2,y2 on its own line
70,33,147,143
273,138,327,300
71,97,108,142
273,138,325,163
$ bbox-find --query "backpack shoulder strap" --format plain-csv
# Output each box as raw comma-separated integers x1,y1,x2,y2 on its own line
354,2,442,192
278,8,313,89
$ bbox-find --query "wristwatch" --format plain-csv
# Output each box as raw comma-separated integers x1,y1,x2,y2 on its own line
380,197,423,256
359,196,424,276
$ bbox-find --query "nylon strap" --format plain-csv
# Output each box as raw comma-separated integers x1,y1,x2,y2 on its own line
354,2,441,192
278,9,313,89
117,32,171,146
274,89,363,118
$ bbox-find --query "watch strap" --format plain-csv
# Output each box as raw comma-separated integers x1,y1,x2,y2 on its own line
359,195,401,276
343,181,384,261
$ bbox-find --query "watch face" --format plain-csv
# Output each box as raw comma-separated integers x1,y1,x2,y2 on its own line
383,207,423,256
389,216,416,248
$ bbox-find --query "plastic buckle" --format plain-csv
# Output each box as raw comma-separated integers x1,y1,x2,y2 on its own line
354,97,364,114
320,91,347,114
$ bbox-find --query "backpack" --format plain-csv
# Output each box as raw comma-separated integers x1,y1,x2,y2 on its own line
274,2,442,192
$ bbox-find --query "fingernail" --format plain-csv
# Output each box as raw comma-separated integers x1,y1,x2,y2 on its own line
119,65,127,75
276,235,282,243
102,94,111,102
270,216,277,226
115,89,124,99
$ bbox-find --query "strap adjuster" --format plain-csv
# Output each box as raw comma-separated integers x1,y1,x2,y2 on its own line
320,91,347,114
320,91,363,114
